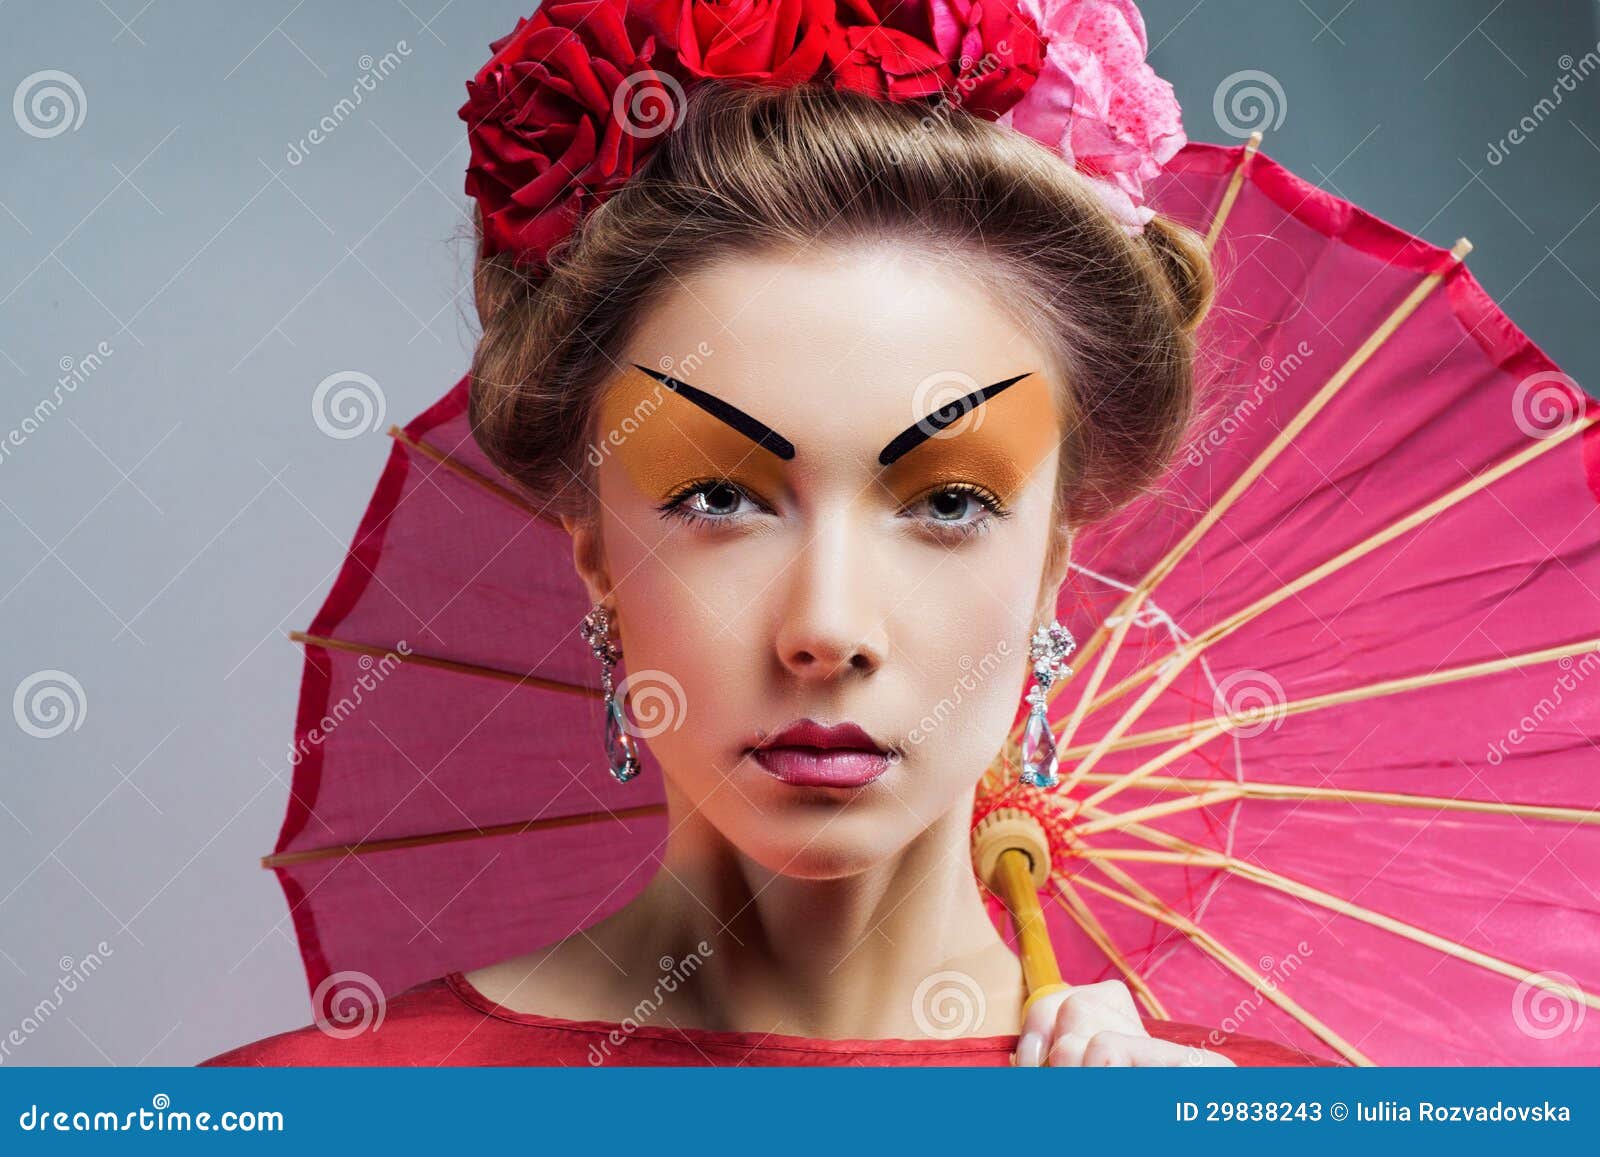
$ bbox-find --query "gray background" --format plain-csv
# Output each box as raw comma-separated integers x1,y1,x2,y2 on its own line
1,1,1596,1065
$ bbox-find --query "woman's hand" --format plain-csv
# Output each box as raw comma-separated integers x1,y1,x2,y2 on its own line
1012,980,1236,1067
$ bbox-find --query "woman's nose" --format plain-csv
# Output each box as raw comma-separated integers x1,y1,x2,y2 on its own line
772,512,889,680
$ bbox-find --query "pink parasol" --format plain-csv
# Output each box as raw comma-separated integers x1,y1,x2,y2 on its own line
264,135,1600,1065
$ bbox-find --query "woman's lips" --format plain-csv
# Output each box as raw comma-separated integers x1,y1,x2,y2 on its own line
748,718,894,788
751,746,891,788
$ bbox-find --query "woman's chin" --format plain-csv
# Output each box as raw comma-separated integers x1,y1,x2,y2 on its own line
747,845,894,881
729,814,924,881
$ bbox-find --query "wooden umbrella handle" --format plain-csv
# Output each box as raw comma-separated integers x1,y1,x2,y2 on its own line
993,848,1072,1012
973,808,1071,1015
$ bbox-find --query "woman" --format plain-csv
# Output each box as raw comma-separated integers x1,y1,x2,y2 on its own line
205,0,1335,1067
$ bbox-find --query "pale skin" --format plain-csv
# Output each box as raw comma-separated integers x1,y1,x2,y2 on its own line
466,240,1232,1067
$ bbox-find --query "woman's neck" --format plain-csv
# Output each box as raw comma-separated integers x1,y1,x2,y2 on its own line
575,792,1027,1039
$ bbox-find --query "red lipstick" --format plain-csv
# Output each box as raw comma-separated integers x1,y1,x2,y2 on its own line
749,718,894,788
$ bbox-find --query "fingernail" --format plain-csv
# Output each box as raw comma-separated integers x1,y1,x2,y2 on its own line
1015,1031,1044,1067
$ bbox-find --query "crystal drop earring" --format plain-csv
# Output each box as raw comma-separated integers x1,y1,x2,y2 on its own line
1019,619,1077,789
579,603,641,784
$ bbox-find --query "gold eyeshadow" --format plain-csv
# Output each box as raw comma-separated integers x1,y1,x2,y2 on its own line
877,373,1060,505
595,363,1058,516
595,367,789,504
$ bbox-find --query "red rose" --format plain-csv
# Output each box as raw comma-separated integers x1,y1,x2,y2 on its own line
458,0,682,266
834,0,937,40
928,0,1044,118
826,21,953,102
669,0,835,84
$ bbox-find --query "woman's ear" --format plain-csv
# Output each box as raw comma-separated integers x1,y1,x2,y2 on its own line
559,512,614,609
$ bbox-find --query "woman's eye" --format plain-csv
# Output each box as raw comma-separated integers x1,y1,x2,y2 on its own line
907,484,1010,537
661,479,1008,538
659,479,759,525
926,488,981,521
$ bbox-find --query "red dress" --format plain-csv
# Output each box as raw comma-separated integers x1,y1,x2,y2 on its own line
200,971,1339,1067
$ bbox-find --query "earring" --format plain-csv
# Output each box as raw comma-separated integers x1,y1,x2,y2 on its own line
1019,619,1076,789
580,603,641,784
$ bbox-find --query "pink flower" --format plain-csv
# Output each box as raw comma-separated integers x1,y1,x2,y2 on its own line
998,0,1185,231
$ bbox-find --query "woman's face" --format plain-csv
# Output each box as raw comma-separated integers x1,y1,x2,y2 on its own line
572,242,1068,879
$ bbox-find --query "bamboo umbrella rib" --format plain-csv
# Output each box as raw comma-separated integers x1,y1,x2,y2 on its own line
388,425,563,527
1077,721,1231,807
260,802,670,868
1050,588,1149,760
1078,812,1600,1014
1054,637,1197,792
1049,878,1169,1017
1124,239,1472,602
1018,131,1262,743
1053,635,1600,790
1072,857,1373,1065
1071,786,1243,837
1007,236,1473,763
1205,130,1262,252
289,631,600,700
1076,772,1600,827
1085,411,1599,714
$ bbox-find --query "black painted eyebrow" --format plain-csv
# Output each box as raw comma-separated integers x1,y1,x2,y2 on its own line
877,372,1034,466
632,364,796,460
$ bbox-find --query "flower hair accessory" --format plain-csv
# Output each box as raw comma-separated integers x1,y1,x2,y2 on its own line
459,0,1184,271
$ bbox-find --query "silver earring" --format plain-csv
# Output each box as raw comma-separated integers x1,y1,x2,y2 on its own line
580,603,641,784
1019,619,1076,789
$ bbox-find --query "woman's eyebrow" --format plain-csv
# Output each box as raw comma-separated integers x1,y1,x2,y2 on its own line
877,372,1034,465
631,364,796,460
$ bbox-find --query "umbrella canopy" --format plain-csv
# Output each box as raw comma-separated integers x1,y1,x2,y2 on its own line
265,136,1600,1065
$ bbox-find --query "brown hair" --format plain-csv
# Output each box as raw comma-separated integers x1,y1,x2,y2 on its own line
468,80,1213,549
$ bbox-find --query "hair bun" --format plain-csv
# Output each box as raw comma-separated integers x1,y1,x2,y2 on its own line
1141,215,1215,334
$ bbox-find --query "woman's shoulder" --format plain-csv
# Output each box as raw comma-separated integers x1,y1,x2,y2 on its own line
197,976,477,1067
